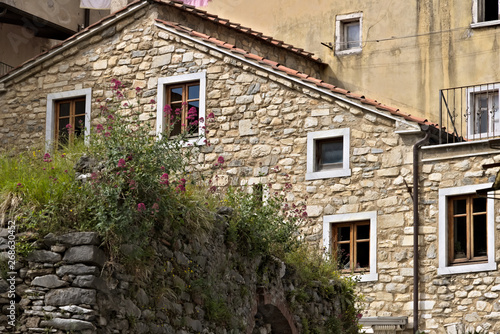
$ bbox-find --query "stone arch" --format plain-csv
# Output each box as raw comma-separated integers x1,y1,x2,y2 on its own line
250,287,298,334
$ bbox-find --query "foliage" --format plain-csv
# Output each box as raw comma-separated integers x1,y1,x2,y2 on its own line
222,178,305,257
285,246,363,333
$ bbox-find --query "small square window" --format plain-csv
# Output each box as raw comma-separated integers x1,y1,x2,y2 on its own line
46,88,92,151
165,82,200,137
448,195,488,265
323,211,378,282
156,72,206,146
316,137,343,171
306,128,350,180
438,184,496,275
55,98,86,146
472,0,500,27
466,84,500,139
333,220,370,272
335,13,362,54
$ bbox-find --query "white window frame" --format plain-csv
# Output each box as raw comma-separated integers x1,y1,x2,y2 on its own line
323,211,378,282
306,128,350,180
466,83,500,139
472,0,500,28
335,12,363,55
156,72,206,146
46,88,92,151
438,184,496,275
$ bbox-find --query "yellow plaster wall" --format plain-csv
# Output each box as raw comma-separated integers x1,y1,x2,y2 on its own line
206,0,500,123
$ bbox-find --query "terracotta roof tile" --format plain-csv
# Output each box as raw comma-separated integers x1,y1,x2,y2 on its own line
346,92,365,100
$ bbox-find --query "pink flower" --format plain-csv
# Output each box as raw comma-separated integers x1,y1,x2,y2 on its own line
152,202,159,213
118,159,126,168
207,112,215,119
16,183,23,188
356,313,363,319
137,203,146,212
108,114,114,120
135,87,141,92
104,132,111,137
160,173,169,186
96,124,104,133
129,180,136,189
176,178,186,192
150,99,156,104
43,153,52,163
217,156,225,164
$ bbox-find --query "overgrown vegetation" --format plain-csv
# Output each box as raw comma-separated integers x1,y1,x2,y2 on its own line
0,79,362,332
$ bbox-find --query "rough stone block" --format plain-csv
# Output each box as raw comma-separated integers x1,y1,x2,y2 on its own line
45,288,96,306
57,232,100,246
56,264,100,276
40,318,95,331
72,275,108,292
63,245,106,267
26,250,61,263
31,275,68,288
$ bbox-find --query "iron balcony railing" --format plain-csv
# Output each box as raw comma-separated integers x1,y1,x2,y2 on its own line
439,82,500,144
0,61,13,77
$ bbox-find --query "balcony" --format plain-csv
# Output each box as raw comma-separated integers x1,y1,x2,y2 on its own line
439,83,500,144
0,62,13,77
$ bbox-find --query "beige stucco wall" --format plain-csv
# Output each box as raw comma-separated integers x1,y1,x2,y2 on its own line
206,0,500,124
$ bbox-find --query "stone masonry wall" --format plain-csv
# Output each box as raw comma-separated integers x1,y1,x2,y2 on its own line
5,2,500,333
0,224,347,333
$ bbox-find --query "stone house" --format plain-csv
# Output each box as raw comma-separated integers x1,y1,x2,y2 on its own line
1,1,500,333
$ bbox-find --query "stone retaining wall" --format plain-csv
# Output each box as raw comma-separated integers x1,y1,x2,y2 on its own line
0,224,348,333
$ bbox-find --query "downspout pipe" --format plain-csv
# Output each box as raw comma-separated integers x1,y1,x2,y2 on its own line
413,126,430,334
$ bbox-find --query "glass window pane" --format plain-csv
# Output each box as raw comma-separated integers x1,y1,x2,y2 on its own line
75,100,86,116
58,118,70,144
473,214,487,257
170,87,183,102
453,199,467,215
58,102,71,117
338,226,351,242
484,0,499,21
75,115,85,137
356,241,369,269
186,105,199,135
338,243,351,270
357,224,369,240
319,138,343,166
345,22,360,48
473,197,487,213
167,103,183,136
453,216,467,259
188,85,200,100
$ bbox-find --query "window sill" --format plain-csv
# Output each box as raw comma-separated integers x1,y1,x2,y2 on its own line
306,168,351,180
335,47,362,56
471,20,500,28
355,272,378,283
437,261,496,275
